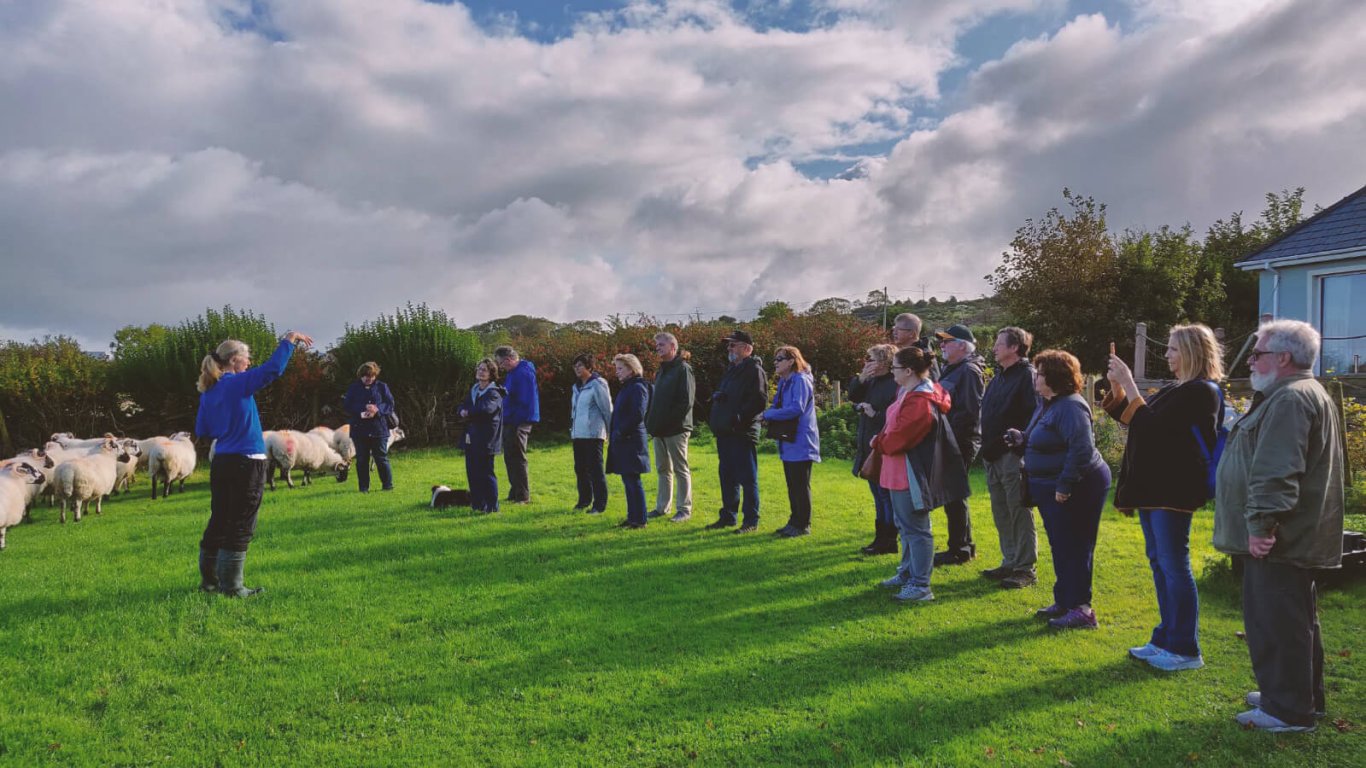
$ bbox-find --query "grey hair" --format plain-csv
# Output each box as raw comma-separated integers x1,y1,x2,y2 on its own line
1258,319,1319,369
493,346,519,362
654,332,678,347
960,340,976,356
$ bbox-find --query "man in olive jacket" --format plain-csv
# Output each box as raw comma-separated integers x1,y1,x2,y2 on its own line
645,332,696,522
705,330,768,532
1214,320,1344,733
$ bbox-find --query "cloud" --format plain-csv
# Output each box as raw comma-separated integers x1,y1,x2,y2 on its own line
1,0,1363,347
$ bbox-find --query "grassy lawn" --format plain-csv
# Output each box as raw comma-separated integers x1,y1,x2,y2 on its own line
0,442,1362,767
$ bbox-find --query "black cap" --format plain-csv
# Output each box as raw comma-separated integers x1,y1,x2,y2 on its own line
721,330,753,345
934,324,976,344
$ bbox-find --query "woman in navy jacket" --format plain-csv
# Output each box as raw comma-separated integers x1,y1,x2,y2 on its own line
1008,349,1111,630
343,361,396,493
194,329,313,597
1104,324,1223,672
458,358,505,513
606,354,652,529
763,345,821,537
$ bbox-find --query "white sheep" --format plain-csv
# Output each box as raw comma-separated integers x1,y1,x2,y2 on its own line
1,450,53,522
52,438,131,523
329,424,357,463
1,462,46,549
49,432,117,451
147,432,197,499
266,430,349,489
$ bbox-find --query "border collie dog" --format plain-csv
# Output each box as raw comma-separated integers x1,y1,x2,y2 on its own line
430,485,471,508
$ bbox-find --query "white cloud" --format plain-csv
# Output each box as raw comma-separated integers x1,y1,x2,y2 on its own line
1,0,1363,347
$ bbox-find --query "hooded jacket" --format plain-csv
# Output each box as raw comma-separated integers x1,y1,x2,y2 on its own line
459,383,505,455
1102,379,1220,512
606,376,652,476
570,373,612,440
938,352,985,461
762,370,821,463
872,380,967,512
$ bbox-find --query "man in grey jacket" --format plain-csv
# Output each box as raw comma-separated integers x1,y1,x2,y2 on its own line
1214,319,1344,733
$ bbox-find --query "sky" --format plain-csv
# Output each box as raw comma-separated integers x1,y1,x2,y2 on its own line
2,0,1364,349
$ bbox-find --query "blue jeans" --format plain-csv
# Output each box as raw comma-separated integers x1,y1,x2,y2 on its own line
464,451,498,512
715,435,759,526
354,434,393,492
889,490,934,588
868,479,894,525
621,473,646,525
1140,508,1201,657
1031,463,1111,609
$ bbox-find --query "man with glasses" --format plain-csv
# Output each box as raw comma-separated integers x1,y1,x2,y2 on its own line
1214,319,1344,733
891,313,940,381
706,330,768,532
932,324,985,566
645,332,696,522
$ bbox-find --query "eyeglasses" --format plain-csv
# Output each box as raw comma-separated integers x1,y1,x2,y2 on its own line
1247,349,1276,362
892,327,914,333
891,365,907,371
774,355,791,362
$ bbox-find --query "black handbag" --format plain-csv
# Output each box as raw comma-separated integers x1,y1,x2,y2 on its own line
384,411,400,430
765,419,798,442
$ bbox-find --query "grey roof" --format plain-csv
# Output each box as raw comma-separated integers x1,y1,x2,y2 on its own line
1238,182,1366,264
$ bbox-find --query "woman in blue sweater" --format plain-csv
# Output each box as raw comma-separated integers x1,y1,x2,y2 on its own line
763,345,821,537
458,358,505,513
194,329,312,597
1007,349,1111,629
343,361,396,493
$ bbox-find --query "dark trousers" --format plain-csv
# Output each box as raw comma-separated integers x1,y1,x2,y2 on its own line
782,460,813,530
1031,463,1111,609
941,445,976,554
354,434,393,492
201,454,268,552
465,451,499,512
503,423,533,501
621,473,646,525
868,479,894,525
716,435,759,526
1241,557,1325,727
572,438,609,511
1140,509,1201,657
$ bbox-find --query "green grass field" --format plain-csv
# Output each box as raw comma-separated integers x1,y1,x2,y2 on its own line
1,443,1361,766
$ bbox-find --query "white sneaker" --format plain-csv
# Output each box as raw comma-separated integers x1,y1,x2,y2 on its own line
1146,649,1204,671
1128,642,1162,660
1235,708,1315,733
879,572,911,589
894,584,934,602
1245,692,1326,719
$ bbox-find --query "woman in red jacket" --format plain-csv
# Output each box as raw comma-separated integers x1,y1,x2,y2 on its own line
871,346,955,603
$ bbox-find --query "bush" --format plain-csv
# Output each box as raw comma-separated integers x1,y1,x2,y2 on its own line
0,337,114,453
1092,410,1126,472
330,303,484,447
817,403,859,462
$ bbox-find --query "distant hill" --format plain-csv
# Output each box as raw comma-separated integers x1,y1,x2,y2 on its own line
852,296,1008,334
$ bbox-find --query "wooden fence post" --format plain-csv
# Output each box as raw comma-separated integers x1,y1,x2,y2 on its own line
832,380,842,408
1134,322,1147,381
0,403,12,457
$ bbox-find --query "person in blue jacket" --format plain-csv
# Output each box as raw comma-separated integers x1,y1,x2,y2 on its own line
1007,349,1112,630
494,346,540,504
763,345,821,537
606,354,652,529
342,361,396,493
194,329,313,597
458,358,505,513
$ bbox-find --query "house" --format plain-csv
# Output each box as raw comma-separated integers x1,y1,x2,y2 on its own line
1239,183,1366,375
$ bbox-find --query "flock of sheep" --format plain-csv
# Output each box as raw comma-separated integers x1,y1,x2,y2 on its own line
0,425,406,551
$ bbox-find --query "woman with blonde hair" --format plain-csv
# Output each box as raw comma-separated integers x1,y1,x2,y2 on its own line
1105,324,1224,670
194,329,313,597
763,345,821,537
606,354,652,529
849,343,901,553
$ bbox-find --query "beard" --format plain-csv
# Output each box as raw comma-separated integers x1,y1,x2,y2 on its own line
727,351,738,364
1250,370,1277,392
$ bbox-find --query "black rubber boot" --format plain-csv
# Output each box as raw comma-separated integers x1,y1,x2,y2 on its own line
216,549,264,598
868,521,900,555
859,524,882,554
198,547,219,593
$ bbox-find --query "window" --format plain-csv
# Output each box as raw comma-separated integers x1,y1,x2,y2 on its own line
1320,271,1366,374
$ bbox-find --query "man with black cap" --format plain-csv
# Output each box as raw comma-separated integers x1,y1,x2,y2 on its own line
706,330,768,532
933,324,985,565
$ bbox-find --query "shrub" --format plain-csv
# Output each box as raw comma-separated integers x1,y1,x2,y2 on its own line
330,303,484,447
817,403,859,462
1092,411,1126,471
0,337,114,453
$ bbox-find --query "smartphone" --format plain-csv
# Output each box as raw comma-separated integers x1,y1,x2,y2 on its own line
1109,341,1116,357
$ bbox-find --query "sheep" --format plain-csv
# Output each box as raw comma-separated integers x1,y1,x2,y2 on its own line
1,462,46,550
1,450,53,522
147,432,197,499
49,432,118,451
266,430,349,490
328,424,357,463
52,438,131,523
111,438,143,494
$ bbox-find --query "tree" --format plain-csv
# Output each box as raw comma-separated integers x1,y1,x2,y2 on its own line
805,297,852,316
756,301,794,322
988,189,1119,371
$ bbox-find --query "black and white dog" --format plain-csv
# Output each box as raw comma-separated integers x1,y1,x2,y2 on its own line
430,485,471,508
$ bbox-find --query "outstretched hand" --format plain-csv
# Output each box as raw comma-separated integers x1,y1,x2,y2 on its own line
1107,354,1137,398
283,330,315,349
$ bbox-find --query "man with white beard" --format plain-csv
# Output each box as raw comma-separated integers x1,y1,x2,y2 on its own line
1213,319,1344,733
